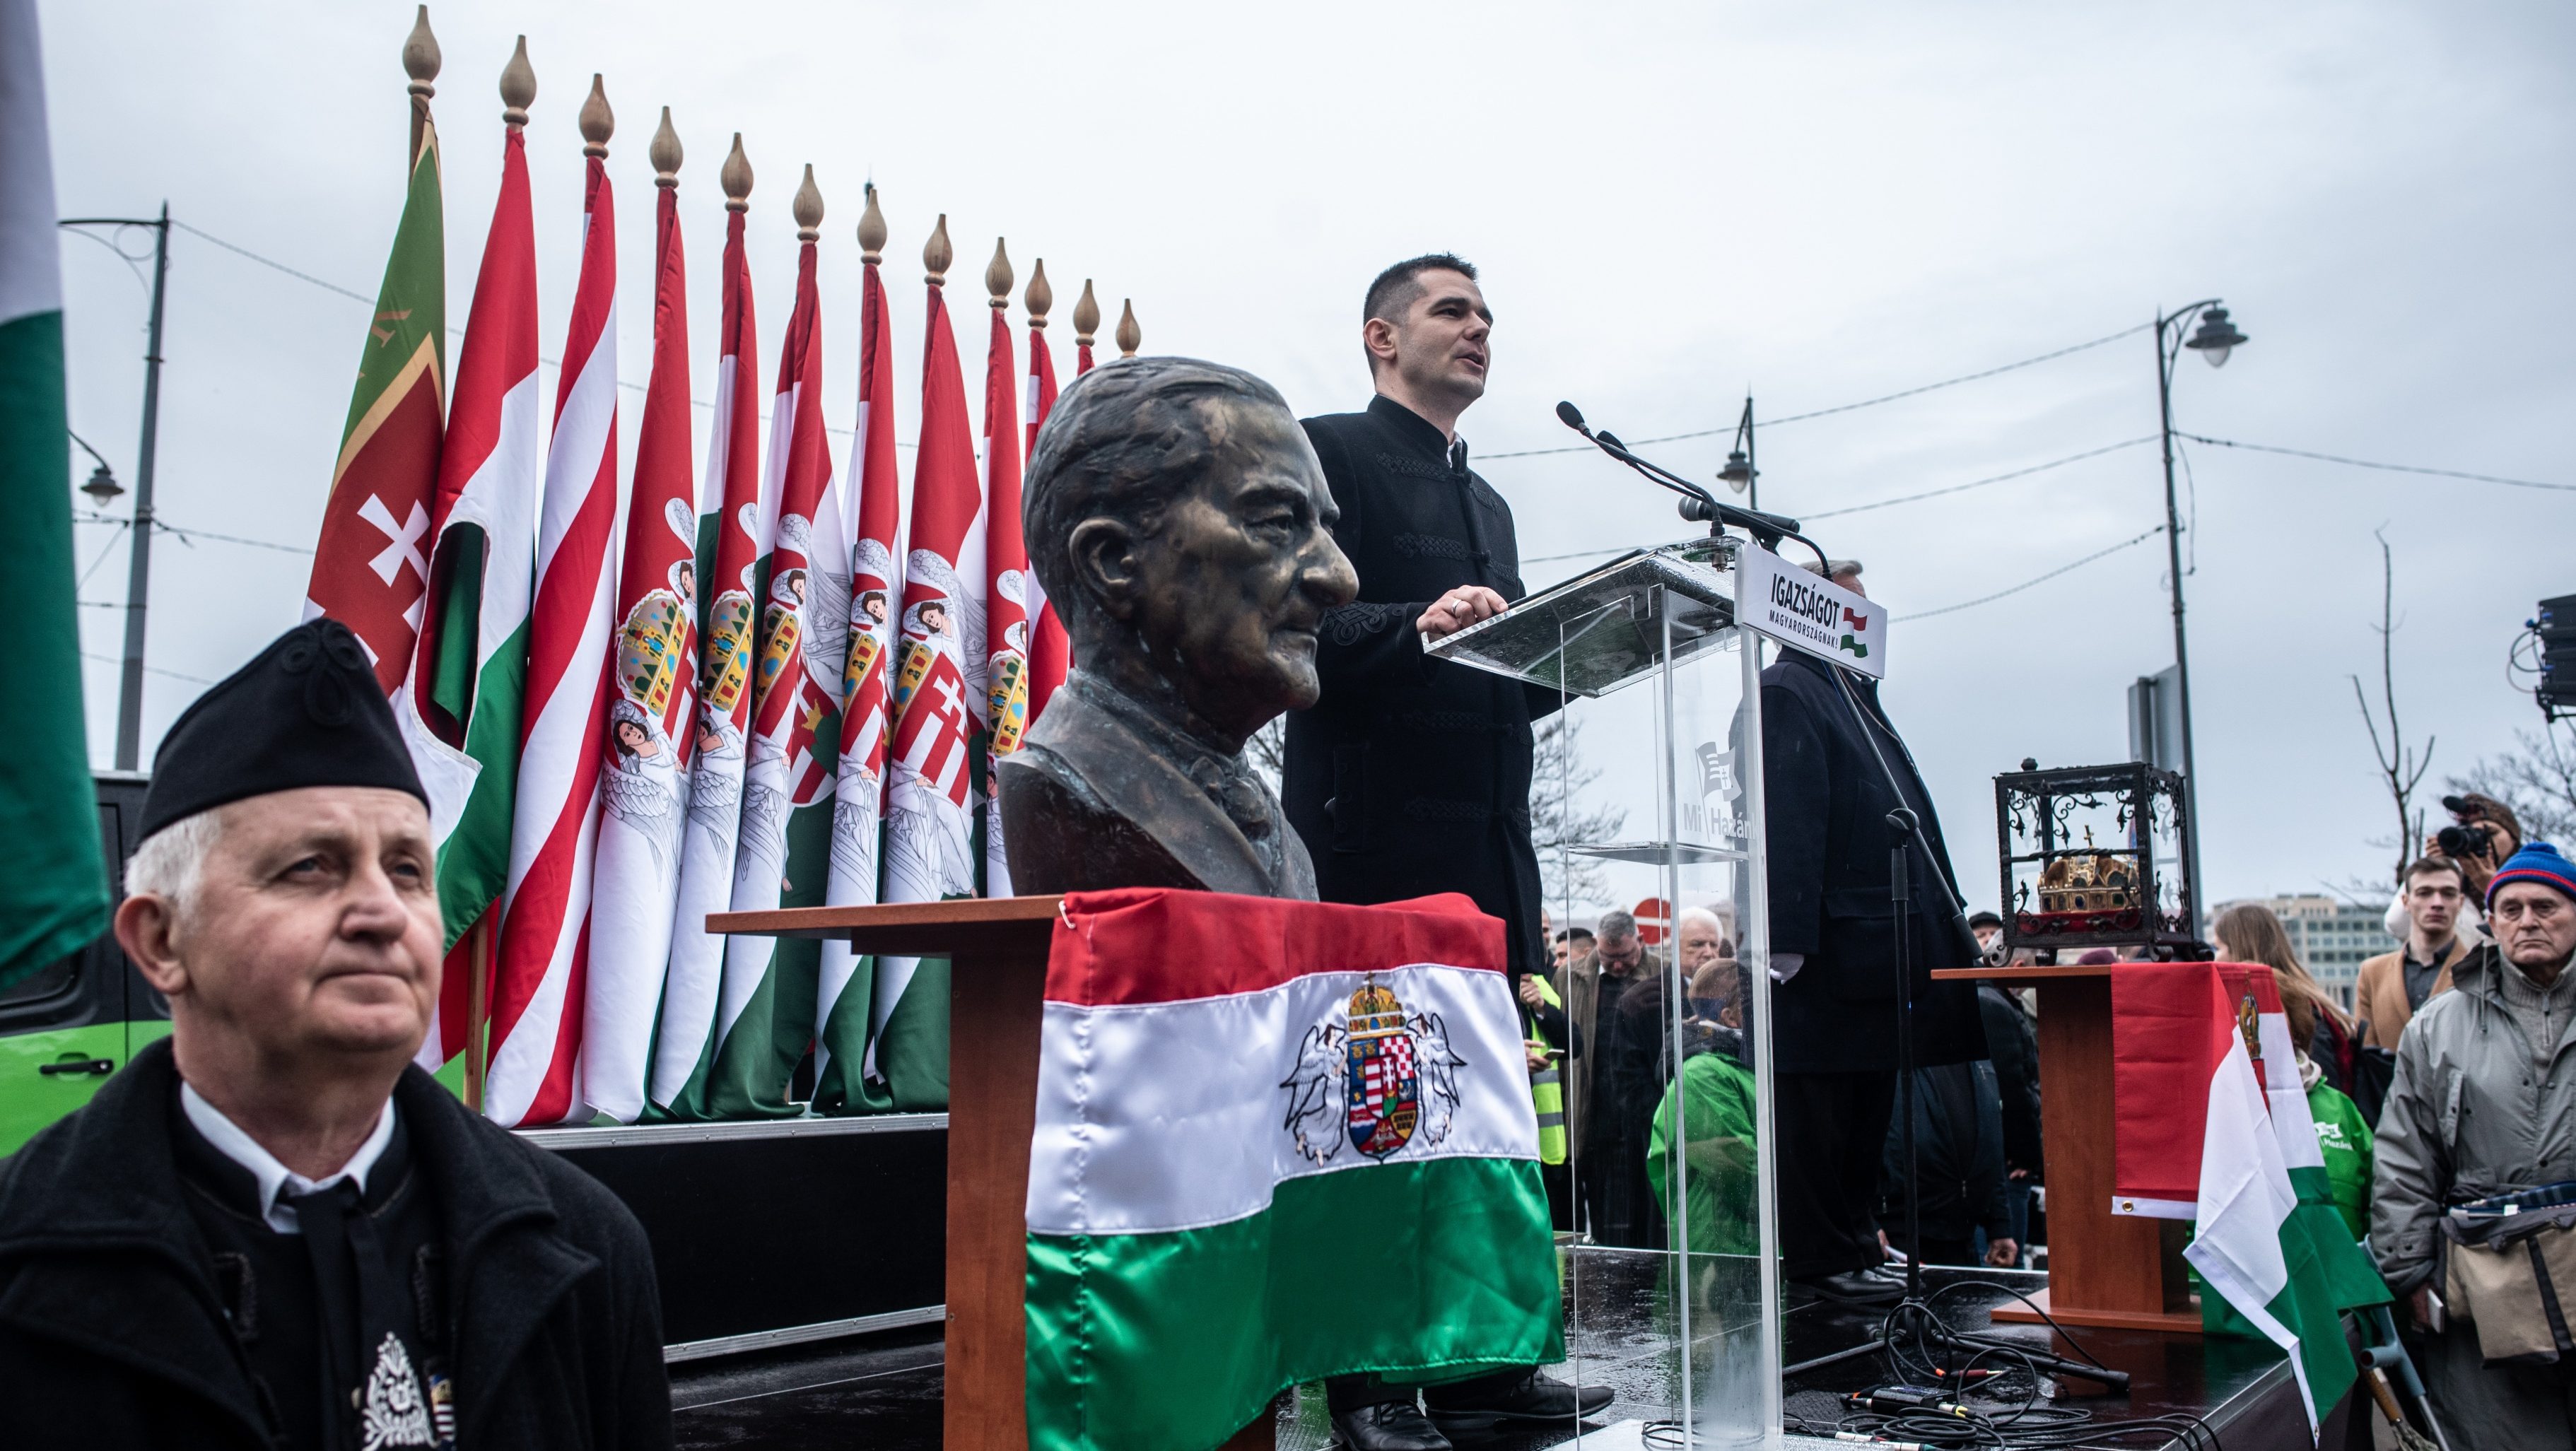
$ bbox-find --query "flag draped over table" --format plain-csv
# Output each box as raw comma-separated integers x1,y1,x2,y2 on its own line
582,110,696,1124
307,32,443,698
710,168,848,1119
409,45,540,1088
978,242,1029,896
872,216,986,1112
2112,962,2386,1433
1021,266,1067,725
651,135,762,1121
0,0,110,992
487,86,621,1128
814,184,903,1114
1025,888,1562,1450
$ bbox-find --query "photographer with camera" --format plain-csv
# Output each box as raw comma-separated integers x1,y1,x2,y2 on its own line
2427,792,2525,904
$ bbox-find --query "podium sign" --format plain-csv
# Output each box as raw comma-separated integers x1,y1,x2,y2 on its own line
1735,543,1884,678
1431,536,1783,1444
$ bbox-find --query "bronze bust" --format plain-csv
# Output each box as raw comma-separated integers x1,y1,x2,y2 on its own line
1001,358,1359,898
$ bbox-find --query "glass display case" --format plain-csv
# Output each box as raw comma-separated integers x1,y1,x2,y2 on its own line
1993,760,2196,961
1430,535,1781,1446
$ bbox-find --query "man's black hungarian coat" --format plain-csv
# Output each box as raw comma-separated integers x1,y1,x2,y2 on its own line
1284,395,1561,977
1762,647,1986,1074
0,1040,672,1450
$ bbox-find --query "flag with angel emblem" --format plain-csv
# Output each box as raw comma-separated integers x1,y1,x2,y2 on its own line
1024,888,1561,1450
870,255,988,1112
812,197,903,1114
709,205,848,1119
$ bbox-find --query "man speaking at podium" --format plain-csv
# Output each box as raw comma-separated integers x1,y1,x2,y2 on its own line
1285,255,1611,1447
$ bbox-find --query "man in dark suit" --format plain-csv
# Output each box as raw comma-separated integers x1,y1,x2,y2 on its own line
1283,254,1610,1450
1002,356,1357,898
1762,566,1987,1303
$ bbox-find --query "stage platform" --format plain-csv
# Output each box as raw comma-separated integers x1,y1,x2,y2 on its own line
669,1252,2354,1449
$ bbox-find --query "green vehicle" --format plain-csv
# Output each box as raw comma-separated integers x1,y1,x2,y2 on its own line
0,772,170,1157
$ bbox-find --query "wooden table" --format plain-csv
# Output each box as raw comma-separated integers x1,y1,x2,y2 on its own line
710,897,1277,1448
1932,963,2199,1334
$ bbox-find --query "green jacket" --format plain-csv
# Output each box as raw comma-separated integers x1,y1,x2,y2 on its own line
2305,1062,2374,1242
1646,1047,1760,1258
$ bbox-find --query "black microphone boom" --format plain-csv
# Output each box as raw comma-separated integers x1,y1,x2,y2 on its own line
1557,401,1809,551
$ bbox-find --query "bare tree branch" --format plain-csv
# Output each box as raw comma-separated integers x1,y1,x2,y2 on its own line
2351,529,2433,886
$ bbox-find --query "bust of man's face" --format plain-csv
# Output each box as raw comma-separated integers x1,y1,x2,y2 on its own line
1115,397,1357,744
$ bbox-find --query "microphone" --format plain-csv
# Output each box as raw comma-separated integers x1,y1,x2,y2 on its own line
1556,401,1808,549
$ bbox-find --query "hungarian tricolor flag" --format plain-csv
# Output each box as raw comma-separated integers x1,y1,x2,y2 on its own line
813,189,902,1115
407,102,541,1091
1022,286,1067,725
0,0,110,993
978,266,1029,895
583,127,696,1124
710,189,848,1119
2112,962,2386,1431
306,69,443,696
652,148,763,1121
487,134,621,1128
1026,889,1562,1449
872,225,988,1112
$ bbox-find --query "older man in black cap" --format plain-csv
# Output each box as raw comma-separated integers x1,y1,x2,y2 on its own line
0,620,671,1450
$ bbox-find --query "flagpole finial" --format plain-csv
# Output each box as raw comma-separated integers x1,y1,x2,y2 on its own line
857,183,886,264
924,214,953,287
985,239,1013,310
792,165,824,241
403,6,440,98
1026,260,1053,328
650,108,681,188
720,133,752,213
579,74,613,158
499,35,534,130
1117,300,1141,358
1072,279,1100,346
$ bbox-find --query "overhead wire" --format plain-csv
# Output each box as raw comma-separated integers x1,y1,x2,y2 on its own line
2179,433,2572,493
1478,322,2154,459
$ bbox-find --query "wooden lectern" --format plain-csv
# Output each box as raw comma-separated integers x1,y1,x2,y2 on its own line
710,898,1275,1449
1931,963,2199,1334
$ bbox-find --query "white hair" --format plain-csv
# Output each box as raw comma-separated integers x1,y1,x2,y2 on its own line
1678,906,1725,935
124,806,228,921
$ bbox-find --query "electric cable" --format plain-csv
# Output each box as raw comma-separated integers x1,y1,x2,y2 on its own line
2179,433,2572,493
1482,324,2153,459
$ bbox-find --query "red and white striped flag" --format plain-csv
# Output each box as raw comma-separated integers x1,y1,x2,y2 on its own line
652,136,763,1120
582,112,696,1124
709,170,849,1118
872,216,988,1110
1022,271,1067,724
814,187,904,1112
978,244,1028,895
486,97,621,1127
407,81,540,1087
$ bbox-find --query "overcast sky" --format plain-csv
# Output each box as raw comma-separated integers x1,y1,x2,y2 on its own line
39,0,2576,911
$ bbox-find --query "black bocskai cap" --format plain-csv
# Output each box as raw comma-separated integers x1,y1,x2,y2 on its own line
139,618,428,840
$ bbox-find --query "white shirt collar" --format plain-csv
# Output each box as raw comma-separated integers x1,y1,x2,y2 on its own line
180,1082,397,1235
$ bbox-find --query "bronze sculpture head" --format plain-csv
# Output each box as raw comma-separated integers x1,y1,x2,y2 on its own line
1001,358,1358,898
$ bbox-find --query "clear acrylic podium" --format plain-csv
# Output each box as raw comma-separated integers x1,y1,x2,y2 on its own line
1430,535,1782,1446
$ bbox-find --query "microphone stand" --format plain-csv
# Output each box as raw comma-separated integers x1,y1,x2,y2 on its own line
1554,402,1827,565
1780,682,2129,1393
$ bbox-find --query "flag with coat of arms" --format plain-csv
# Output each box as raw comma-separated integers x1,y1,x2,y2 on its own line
2112,961,2387,1433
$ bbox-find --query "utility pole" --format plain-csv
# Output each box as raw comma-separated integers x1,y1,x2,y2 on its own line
61,205,174,771
117,204,172,771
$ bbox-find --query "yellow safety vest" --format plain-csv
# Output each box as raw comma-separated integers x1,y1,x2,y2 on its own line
1527,974,1567,1166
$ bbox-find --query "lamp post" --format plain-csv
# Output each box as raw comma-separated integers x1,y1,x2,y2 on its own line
59,203,172,772
2154,299,2248,931
1716,394,1758,510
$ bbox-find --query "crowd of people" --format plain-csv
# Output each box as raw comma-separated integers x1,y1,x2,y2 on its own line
1522,789,2576,1447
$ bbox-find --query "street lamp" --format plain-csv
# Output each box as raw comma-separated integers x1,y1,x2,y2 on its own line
70,431,122,503
1715,396,1758,509
2155,298,2249,935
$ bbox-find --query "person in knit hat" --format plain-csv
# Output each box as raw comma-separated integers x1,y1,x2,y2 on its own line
2370,839,2576,1450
